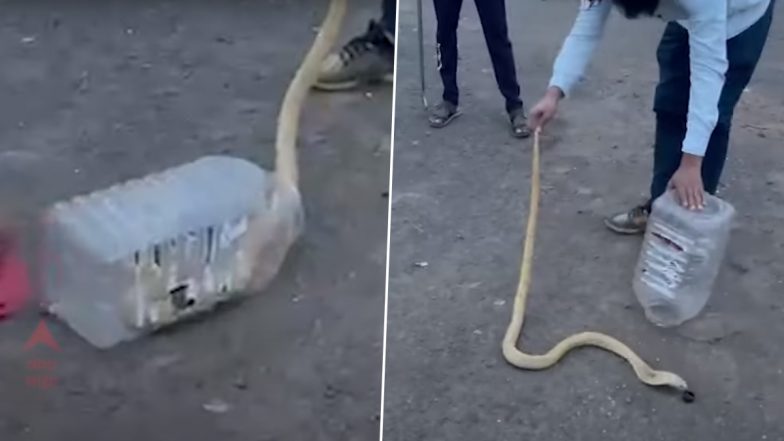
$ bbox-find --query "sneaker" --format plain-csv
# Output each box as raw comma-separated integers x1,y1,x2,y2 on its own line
314,20,394,91
509,108,531,139
604,204,649,235
428,101,461,128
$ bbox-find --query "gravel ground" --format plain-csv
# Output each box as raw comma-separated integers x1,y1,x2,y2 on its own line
0,1,390,440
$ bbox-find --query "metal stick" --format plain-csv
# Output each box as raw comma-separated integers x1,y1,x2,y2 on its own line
416,0,428,109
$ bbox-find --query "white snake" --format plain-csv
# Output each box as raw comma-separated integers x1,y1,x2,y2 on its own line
502,129,695,403
274,0,347,189
274,0,696,404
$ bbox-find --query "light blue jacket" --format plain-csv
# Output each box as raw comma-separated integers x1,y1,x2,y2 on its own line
550,0,771,156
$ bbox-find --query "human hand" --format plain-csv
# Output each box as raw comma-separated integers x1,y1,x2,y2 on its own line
668,154,704,210
528,86,564,130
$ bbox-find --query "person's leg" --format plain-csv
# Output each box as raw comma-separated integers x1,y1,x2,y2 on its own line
434,0,463,107
648,22,691,205
473,0,523,114
473,0,529,137
381,0,396,38
605,21,689,234
314,0,395,91
427,0,463,128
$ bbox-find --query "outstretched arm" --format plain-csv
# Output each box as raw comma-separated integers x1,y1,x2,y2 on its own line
549,1,613,96
529,1,612,129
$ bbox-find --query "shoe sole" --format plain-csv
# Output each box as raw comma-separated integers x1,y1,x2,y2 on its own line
429,110,462,128
313,73,394,92
511,128,531,139
603,218,646,235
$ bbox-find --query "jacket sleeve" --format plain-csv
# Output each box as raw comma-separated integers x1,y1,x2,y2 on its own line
680,0,729,157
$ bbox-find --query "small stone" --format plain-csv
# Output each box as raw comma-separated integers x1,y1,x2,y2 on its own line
233,375,248,390
147,353,182,370
203,399,230,414
323,384,338,399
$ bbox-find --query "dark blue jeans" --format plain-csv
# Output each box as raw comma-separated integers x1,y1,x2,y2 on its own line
366,0,396,50
381,0,396,37
433,0,523,113
647,1,774,208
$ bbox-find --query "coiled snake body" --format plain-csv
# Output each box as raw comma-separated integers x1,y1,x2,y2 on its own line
501,129,695,402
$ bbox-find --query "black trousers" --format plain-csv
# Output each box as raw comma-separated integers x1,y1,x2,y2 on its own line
647,1,774,207
433,0,523,113
381,0,396,37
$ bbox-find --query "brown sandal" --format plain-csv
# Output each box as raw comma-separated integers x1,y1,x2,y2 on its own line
509,108,532,139
428,101,461,128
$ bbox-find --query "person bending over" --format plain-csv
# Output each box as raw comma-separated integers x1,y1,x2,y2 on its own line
529,0,774,234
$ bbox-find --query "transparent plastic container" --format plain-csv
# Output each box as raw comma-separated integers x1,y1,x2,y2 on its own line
39,156,303,348
633,190,735,327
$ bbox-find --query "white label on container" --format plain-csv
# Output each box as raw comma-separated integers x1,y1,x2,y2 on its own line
220,217,248,249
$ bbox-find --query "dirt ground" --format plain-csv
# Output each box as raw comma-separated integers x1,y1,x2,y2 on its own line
0,1,389,440
386,1,784,440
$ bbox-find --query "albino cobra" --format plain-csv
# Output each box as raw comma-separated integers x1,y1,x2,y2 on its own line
275,0,346,190
501,128,695,403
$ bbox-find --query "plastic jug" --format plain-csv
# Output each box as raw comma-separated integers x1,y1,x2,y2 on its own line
39,156,302,348
633,190,735,327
